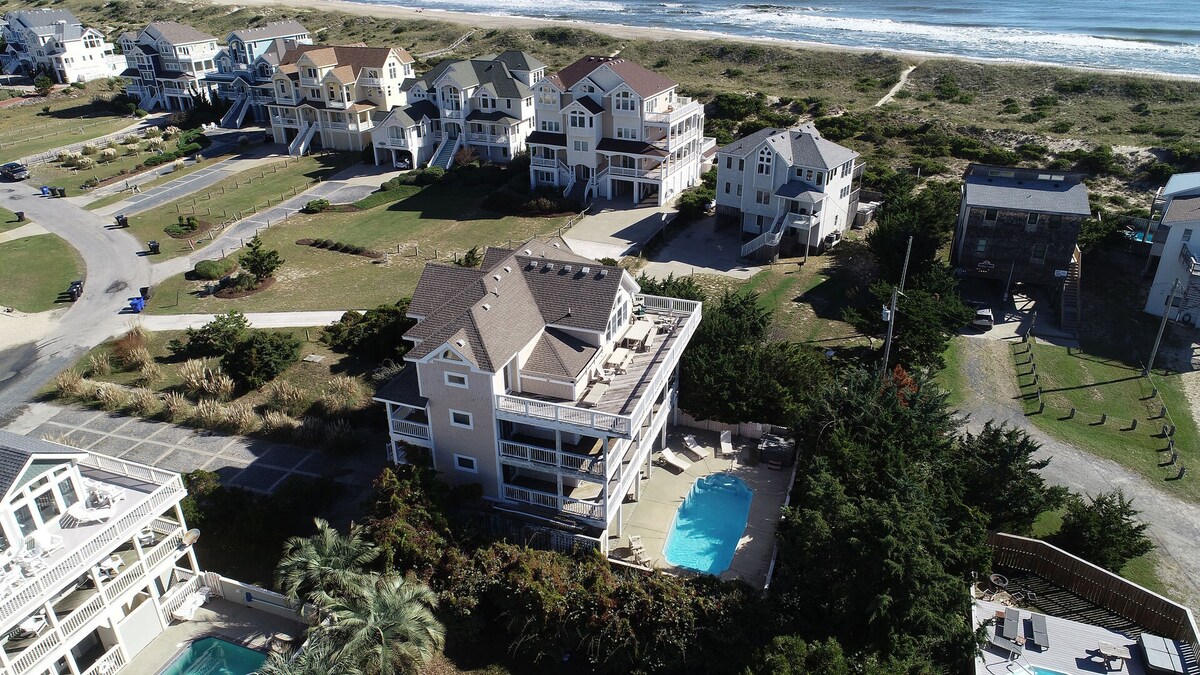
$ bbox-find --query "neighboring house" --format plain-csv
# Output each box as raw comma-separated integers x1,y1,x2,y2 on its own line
526,55,714,206
714,124,861,260
0,431,201,675
118,22,220,112
267,44,414,156
205,21,312,128
370,50,544,170
1143,172,1200,327
373,237,701,550
1,9,122,83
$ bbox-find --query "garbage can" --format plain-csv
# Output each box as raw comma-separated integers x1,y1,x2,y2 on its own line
129,297,145,313
115,214,128,228
147,241,160,255
139,286,152,301
39,186,50,196
57,187,67,198
14,212,23,222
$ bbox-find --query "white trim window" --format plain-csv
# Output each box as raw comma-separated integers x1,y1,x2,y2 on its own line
449,410,473,429
452,454,478,473
757,147,772,175
613,90,636,112
445,372,468,389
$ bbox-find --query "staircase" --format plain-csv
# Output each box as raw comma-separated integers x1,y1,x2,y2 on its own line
288,122,317,156
1060,245,1082,334
740,215,786,260
219,95,249,129
431,136,460,170
564,178,589,203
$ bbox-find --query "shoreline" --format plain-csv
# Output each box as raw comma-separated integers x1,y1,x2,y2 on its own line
207,0,1200,81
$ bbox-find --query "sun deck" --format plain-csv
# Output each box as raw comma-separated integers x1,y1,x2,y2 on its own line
610,429,793,589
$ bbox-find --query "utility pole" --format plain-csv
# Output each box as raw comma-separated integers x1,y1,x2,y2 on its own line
1145,278,1180,376
881,236,914,375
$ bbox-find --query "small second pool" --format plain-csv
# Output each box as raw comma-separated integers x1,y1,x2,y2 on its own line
663,473,753,575
158,637,266,675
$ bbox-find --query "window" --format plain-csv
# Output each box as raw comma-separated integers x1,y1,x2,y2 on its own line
976,239,988,254
815,172,823,186
756,147,771,175
449,410,472,429
388,64,397,79
479,95,495,110
738,159,745,172
445,372,468,388
440,349,463,362
540,120,561,132
15,504,35,537
736,184,742,197
724,182,731,195
1185,229,1193,243
388,126,404,140
755,189,771,205
538,88,556,105
1048,214,1063,229
984,208,998,221
616,127,637,140
35,490,60,523
573,140,589,152
614,90,636,111
58,478,78,508
1031,243,1048,262
1027,212,1040,225
0,529,8,555
453,454,478,473
725,156,733,170
569,112,591,128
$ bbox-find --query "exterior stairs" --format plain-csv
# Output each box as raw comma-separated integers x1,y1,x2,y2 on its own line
740,215,786,261
431,136,459,170
1060,245,1082,334
564,178,589,203
288,122,317,156
219,95,249,129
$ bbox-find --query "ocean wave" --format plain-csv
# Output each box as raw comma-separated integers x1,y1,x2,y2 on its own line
397,0,627,14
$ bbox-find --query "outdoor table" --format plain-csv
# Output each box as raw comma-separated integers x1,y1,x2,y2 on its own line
1098,641,1131,670
623,320,654,351
990,573,1009,589
606,348,631,372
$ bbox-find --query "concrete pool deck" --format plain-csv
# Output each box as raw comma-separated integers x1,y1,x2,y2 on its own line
610,428,794,589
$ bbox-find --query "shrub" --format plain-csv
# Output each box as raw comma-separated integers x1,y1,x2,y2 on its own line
112,327,147,367
321,301,415,362
222,331,301,388
319,376,366,414
322,419,356,453
193,258,237,280
88,354,112,376
54,369,86,398
162,392,191,422
266,380,306,415
131,388,161,415
99,148,117,162
124,345,153,370
303,198,331,213
169,311,249,358
238,236,283,282
162,126,181,139
81,143,99,156
202,372,235,401
138,361,163,385
144,127,162,138
224,402,258,434
179,359,212,397
261,410,301,436
194,399,226,429
75,157,94,170
95,383,132,411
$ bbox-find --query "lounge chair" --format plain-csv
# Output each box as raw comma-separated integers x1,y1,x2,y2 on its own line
628,534,644,554
29,532,64,557
1030,613,1049,649
682,435,708,459
659,448,691,472
719,430,735,458
987,631,1023,660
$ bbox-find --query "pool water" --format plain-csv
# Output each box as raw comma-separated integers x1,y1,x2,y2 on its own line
663,473,753,575
1029,667,1071,675
158,637,266,675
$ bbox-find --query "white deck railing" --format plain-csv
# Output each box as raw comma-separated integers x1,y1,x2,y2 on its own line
390,417,430,440
498,440,606,478
158,573,202,626
79,645,125,675
501,484,605,522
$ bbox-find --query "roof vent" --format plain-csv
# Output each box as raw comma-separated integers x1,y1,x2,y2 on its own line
482,303,491,311
552,242,560,248
598,269,608,278
524,248,532,255
493,274,502,281
545,263,554,270
582,266,590,274
564,265,573,272
455,339,465,347
503,266,511,273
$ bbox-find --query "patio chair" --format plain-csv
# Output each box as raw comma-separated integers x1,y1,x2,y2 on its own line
658,448,691,472
719,431,735,458
29,532,64,557
682,434,708,459
136,527,156,547
628,535,645,555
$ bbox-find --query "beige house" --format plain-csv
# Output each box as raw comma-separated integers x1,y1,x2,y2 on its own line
267,44,414,155
374,238,701,550
527,55,715,206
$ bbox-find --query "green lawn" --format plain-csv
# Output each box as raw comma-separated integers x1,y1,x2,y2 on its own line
936,336,970,409
82,158,225,212
145,183,568,314
1014,340,1200,502
30,137,208,192
0,206,22,234
0,82,133,163
123,155,349,260
0,234,84,312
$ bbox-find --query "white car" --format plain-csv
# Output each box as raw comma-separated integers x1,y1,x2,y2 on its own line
968,301,994,330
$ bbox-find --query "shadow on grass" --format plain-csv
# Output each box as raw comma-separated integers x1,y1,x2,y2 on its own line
795,239,875,324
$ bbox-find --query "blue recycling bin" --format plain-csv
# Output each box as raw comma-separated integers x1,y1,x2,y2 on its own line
40,185,50,196
129,297,145,313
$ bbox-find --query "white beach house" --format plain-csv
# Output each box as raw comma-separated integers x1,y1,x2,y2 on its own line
1,9,122,84
1144,172,1200,327
119,22,220,112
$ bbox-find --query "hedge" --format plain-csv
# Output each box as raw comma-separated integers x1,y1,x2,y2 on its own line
194,258,238,280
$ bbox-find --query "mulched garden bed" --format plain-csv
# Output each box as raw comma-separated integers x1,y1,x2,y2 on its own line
213,276,275,299
165,220,215,239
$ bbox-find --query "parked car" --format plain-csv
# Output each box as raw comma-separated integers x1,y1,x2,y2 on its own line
967,301,994,330
1,162,29,180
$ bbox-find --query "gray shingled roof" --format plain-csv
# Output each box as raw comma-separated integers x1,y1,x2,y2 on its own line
404,238,622,373
373,364,427,408
963,165,1091,216
1164,172,1200,199
145,21,215,45
1164,196,1200,224
490,50,545,72
775,182,826,201
525,328,598,379
719,125,858,170
527,131,566,147
230,20,308,42
416,56,532,99
6,9,79,30
379,100,440,128
0,430,84,500
465,109,519,123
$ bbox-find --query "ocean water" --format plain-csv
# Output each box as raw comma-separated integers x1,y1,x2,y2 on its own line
360,0,1200,75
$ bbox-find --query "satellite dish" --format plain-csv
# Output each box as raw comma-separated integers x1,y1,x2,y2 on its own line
182,529,201,546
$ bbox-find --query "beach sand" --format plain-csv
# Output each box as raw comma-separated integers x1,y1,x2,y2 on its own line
199,0,1199,81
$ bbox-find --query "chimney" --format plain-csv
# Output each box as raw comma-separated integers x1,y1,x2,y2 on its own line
56,20,66,37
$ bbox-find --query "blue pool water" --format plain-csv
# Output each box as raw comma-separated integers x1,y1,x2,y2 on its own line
158,637,266,675
663,473,753,575
1030,667,1071,675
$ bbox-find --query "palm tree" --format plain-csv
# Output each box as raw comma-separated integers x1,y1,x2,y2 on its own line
256,639,341,675
316,574,445,675
275,518,380,603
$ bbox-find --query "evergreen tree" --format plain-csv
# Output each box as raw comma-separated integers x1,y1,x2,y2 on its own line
239,235,284,282
1053,490,1154,572
957,422,1068,534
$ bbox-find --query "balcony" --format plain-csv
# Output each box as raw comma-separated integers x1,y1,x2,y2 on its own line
271,115,299,127
0,453,185,637
531,156,557,168
494,295,701,438
360,76,382,86
466,133,510,144
608,165,664,180
380,136,409,149
498,434,606,478
389,408,430,441
501,483,605,523
326,99,349,110
644,98,702,125
1180,242,1200,276
299,76,319,87
443,109,462,119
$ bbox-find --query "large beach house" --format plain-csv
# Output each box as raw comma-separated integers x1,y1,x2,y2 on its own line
0,431,203,675
373,238,701,549
526,56,713,206
267,44,414,156
714,124,861,261
205,21,313,128
1,9,122,84
370,51,543,169
1143,172,1200,327
118,22,220,112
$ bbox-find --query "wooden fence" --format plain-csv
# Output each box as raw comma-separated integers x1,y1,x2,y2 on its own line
988,532,1200,647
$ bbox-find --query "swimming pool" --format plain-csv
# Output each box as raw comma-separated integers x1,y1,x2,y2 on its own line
1028,666,1070,675
158,637,266,675
663,473,753,575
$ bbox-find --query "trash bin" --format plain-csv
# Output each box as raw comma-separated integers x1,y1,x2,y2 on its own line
39,186,50,196
147,241,160,255
58,187,67,197
129,297,145,313
14,212,23,222
115,214,128,228
139,286,152,301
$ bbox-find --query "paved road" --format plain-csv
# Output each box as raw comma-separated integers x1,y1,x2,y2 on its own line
955,336,1200,614
0,184,151,419
140,310,354,331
